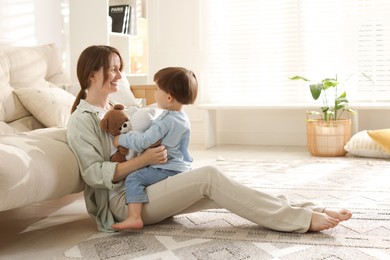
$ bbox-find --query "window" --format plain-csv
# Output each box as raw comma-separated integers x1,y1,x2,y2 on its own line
203,0,390,105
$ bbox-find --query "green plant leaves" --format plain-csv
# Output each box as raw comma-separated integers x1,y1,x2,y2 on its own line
289,75,310,81
321,78,338,89
289,74,353,121
309,83,323,100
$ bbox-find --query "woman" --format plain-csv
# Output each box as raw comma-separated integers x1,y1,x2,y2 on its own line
67,45,352,233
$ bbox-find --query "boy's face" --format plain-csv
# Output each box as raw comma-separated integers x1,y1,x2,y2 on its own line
155,84,172,109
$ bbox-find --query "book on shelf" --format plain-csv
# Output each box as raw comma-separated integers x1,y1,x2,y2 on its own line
122,5,133,34
109,5,132,34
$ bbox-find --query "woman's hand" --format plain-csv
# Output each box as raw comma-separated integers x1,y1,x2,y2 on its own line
142,145,168,165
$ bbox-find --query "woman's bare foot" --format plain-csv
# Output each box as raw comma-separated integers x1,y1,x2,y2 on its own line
323,208,352,222
112,217,144,231
309,211,340,232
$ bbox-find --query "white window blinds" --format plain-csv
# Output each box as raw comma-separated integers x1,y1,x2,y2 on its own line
203,0,390,105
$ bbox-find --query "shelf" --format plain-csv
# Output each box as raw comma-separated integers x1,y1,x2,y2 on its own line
109,12,148,76
126,73,148,85
69,0,148,82
130,84,156,106
109,32,137,38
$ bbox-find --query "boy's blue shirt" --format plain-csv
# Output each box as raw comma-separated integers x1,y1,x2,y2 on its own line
118,110,192,172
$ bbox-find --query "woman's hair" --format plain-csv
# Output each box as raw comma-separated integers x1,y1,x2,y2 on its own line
71,45,123,113
153,67,198,105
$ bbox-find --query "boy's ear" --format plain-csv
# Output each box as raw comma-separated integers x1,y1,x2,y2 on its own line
167,94,174,103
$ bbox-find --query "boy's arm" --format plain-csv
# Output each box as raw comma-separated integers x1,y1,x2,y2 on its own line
115,112,169,151
116,124,166,152
113,134,161,149
113,132,136,149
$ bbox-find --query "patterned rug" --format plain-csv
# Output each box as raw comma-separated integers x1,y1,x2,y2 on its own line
54,158,390,260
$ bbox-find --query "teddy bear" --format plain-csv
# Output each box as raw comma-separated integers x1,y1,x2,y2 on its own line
99,104,157,163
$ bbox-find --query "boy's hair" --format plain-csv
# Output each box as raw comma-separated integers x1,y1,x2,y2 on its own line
153,67,198,105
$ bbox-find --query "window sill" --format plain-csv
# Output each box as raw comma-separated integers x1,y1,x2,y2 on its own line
198,102,390,110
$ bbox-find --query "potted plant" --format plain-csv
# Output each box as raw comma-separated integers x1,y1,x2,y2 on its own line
289,75,355,157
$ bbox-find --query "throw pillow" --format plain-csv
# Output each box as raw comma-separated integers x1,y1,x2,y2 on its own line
367,129,390,155
14,86,75,127
5,44,52,89
344,130,390,159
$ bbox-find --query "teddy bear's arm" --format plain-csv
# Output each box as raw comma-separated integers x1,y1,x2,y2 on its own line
118,146,129,156
111,151,126,163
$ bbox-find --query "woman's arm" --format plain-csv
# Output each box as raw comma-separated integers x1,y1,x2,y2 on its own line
112,145,167,182
67,105,167,186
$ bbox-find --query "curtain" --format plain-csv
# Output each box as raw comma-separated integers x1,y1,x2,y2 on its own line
203,0,390,105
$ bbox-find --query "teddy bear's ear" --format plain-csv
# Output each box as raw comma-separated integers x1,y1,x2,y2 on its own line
99,117,109,131
113,104,125,110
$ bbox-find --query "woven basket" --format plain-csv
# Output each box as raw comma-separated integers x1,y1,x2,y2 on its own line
306,119,352,157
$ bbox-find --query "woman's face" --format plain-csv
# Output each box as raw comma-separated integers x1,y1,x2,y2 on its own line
92,53,122,94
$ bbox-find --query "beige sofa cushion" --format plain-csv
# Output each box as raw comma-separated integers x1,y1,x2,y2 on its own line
0,121,19,135
0,83,31,123
5,116,45,134
0,43,71,125
0,128,84,211
14,86,75,127
5,45,51,89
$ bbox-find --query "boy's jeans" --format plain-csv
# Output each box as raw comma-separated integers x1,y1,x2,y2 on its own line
125,166,180,203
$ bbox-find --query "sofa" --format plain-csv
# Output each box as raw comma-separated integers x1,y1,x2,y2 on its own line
0,43,153,212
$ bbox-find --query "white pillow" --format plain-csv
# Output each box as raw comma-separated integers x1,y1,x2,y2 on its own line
5,44,52,90
14,86,75,127
344,130,390,159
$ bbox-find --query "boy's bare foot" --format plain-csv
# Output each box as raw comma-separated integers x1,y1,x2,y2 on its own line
323,208,352,222
309,211,340,232
112,217,144,231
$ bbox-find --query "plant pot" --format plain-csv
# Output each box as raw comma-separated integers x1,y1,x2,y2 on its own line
306,119,351,157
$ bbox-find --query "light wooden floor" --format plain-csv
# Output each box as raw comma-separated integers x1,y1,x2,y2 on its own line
0,145,311,260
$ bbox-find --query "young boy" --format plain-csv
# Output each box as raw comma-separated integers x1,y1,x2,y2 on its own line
112,67,198,230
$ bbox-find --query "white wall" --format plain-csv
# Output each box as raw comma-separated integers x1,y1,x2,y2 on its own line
146,0,390,147
147,0,206,144
0,0,64,46
68,0,109,83
0,0,69,74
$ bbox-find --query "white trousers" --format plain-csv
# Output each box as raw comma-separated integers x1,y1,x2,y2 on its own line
109,165,323,233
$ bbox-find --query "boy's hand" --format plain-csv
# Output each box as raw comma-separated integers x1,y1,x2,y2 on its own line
113,135,120,147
